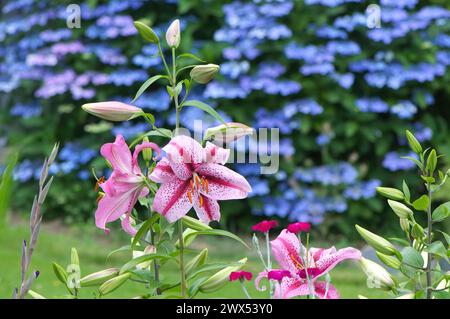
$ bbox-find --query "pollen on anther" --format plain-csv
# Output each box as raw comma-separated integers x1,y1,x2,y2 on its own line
187,190,193,204
199,195,204,207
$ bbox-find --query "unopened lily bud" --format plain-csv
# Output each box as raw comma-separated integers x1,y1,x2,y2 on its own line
399,218,410,233
376,252,401,270
80,268,119,287
190,64,220,84
99,273,131,295
405,130,422,154
166,19,180,48
82,101,143,122
133,245,157,270
376,187,404,201
427,149,437,173
134,21,159,43
199,258,247,293
71,247,79,266
360,257,396,291
204,122,253,143
388,200,413,219
185,248,208,275
142,137,152,164
355,225,398,256
396,293,415,299
52,262,68,285
182,216,212,231
411,223,424,239
28,290,46,299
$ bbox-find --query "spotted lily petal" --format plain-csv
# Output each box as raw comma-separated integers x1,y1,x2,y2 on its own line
152,178,192,222
204,142,230,164
270,229,303,274
163,135,203,180
193,195,220,224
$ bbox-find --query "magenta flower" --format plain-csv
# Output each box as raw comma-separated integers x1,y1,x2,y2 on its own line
255,229,361,299
95,135,161,236
149,135,252,223
251,220,278,233
229,271,253,282
267,270,291,281
287,222,311,234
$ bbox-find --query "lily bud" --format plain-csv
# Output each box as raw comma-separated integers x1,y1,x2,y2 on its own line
133,245,157,270
360,257,396,291
80,268,119,287
355,225,398,256
82,101,143,122
133,21,159,43
52,262,68,285
376,252,401,270
28,290,46,299
99,273,131,295
405,130,422,154
185,248,208,275
190,64,220,84
204,122,253,143
399,218,410,233
166,19,180,48
71,247,79,266
199,258,247,293
388,200,413,219
411,223,424,239
396,293,415,299
181,216,212,231
376,187,404,201
142,137,152,164
427,149,437,173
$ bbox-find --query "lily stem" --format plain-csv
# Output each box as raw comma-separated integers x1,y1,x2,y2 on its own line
178,220,187,298
426,183,432,299
264,232,274,299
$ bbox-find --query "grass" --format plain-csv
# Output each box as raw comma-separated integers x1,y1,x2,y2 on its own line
0,220,388,299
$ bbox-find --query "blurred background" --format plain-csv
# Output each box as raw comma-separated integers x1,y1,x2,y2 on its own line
1,0,450,245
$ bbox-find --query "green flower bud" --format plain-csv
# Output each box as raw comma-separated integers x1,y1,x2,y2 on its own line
399,218,410,233
134,21,159,43
204,122,254,143
80,268,120,287
181,216,212,231
71,247,79,266
185,248,208,275
28,290,46,299
190,64,220,84
99,273,131,295
355,225,398,256
405,130,422,154
376,252,401,270
411,223,424,239
360,257,396,291
132,245,156,270
426,149,437,173
376,187,404,201
52,262,68,285
142,137,152,164
199,258,247,293
388,200,413,219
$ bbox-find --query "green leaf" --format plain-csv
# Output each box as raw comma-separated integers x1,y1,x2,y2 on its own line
388,237,410,246
0,153,18,229
177,52,205,63
133,21,159,43
432,202,450,222
129,129,173,147
132,75,166,103
182,100,225,124
119,254,176,274
131,214,160,249
425,241,448,261
437,231,450,246
412,195,429,212
402,156,423,171
106,245,131,261
183,229,249,248
401,247,424,269
402,180,411,202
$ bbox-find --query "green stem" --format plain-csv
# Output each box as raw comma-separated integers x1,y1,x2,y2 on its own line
426,183,433,299
146,166,160,295
240,280,252,299
171,46,187,298
264,232,274,299
158,42,171,80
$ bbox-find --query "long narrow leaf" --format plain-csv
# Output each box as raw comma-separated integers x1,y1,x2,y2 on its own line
0,153,18,229
184,229,249,248
132,75,166,102
182,100,225,124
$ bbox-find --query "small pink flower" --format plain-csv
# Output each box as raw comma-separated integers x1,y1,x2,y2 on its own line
229,271,253,282
251,220,278,233
267,270,291,281
287,222,311,234
95,135,161,235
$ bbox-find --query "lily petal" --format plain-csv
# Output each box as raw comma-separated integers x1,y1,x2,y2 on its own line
149,158,175,183
314,281,340,299
271,229,303,274
121,214,137,236
204,142,230,165
196,163,252,200
314,247,361,277
100,135,133,174
255,271,268,292
193,195,220,224
152,178,192,222
281,277,311,299
132,141,162,174
95,191,135,233
163,135,203,180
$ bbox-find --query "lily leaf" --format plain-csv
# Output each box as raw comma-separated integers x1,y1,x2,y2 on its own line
131,214,160,249
120,254,176,274
182,100,225,124
177,52,205,62
183,229,249,248
132,75,167,102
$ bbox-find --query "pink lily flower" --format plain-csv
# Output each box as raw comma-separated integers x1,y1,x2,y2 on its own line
255,229,361,299
95,135,161,236
149,135,252,223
